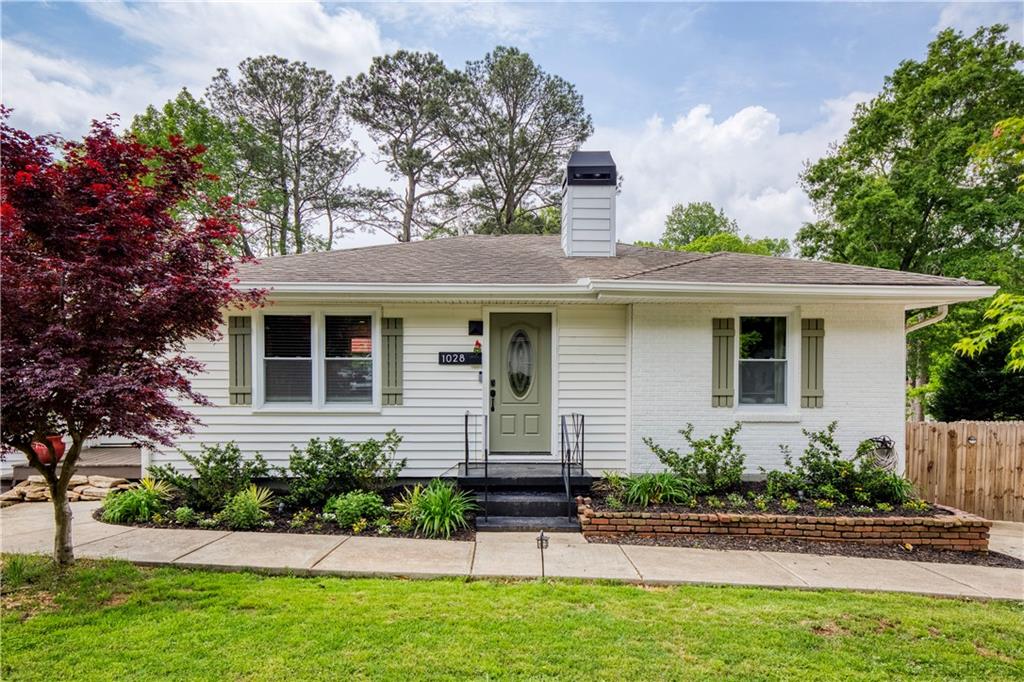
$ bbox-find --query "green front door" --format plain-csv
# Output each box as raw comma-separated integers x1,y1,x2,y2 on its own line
490,313,551,454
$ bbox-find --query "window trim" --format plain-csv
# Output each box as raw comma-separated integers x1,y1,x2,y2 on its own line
732,310,799,412
251,307,381,414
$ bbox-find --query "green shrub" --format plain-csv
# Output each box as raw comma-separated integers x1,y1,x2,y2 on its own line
780,497,799,513
764,422,917,507
150,442,269,512
643,423,745,494
283,431,405,509
374,517,392,536
395,480,475,539
814,499,836,512
289,509,314,529
705,495,723,509
726,492,747,509
595,471,627,497
606,495,624,511
623,473,693,507
323,491,386,529
876,502,894,513
173,506,197,525
752,495,769,512
217,485,274,530
902,498,930,514
101,478,172,523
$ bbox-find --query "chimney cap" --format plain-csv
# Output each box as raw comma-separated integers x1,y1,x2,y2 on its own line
566,150,616,186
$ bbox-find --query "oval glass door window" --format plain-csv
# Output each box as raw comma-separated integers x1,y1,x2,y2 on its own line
507,329,533,398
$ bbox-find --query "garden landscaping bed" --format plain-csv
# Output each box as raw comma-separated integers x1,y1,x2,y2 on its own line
91,500,477,542
577,497,992,553
588,529,1022,569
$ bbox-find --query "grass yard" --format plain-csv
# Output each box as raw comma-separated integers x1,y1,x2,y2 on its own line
2,555,1022,681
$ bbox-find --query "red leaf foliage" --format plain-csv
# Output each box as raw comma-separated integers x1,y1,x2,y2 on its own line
1,110,264,450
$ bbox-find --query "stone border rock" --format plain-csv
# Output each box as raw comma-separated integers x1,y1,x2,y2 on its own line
0,475,132,507
575,497,991,552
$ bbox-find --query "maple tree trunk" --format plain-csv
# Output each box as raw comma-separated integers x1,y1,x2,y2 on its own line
21,437,83,566
51,484,75,566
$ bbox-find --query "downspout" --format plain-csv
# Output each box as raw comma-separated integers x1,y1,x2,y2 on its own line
905,305,948,334
904,304,948,425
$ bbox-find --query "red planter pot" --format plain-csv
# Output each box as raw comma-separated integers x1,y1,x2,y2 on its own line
32,435,66,464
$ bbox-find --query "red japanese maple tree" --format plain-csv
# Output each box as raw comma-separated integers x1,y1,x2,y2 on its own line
1,111,263,565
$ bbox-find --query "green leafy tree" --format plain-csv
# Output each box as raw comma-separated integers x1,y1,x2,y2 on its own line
931,333,1024,420
343,51,463,242
681,233,789,256
955,118,1024,370
661,201,738,247
448,46,593,234
796,25,1024,417
207,55,360,255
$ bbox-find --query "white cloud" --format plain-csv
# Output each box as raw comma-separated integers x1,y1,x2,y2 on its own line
2,2,388,137
590,92,871,244
933,2,1023,36
368,2,618,44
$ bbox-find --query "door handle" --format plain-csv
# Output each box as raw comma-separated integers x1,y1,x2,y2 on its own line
489,389,495,411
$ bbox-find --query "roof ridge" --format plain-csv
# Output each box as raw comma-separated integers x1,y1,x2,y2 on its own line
613,251,725,280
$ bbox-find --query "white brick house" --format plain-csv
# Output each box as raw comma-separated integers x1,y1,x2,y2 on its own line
144,151,994,480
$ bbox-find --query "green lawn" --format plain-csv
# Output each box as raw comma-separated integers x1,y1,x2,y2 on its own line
2,556,1022,681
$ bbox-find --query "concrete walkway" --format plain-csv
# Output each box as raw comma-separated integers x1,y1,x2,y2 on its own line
2,502,1021,600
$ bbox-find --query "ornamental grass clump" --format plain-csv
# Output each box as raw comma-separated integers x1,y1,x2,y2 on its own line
623,473,694,507
395,480,475,539
101,478,173,523
217,485,274,530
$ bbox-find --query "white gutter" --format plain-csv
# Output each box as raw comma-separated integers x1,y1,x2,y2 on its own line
235,279,998,306
905,304,949,334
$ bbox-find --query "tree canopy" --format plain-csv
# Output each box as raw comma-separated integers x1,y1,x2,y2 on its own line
661,201,738,247
448,46,593,235
207,55,360,255
343,51,463,242
930,333,1024,421
0,112,262,563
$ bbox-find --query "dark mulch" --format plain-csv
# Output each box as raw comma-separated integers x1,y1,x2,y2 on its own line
91,507,476,542
588,532,1024,569
589,481,948,518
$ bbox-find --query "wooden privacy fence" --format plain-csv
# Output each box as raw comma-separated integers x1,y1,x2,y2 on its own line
905,421,1024,522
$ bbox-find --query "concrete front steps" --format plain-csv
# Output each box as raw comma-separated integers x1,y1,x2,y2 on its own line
474,491,580,532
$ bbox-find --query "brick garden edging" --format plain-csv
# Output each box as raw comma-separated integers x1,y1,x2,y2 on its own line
575,497,991,552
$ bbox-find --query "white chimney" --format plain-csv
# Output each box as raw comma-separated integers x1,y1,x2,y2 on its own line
561,151,617,257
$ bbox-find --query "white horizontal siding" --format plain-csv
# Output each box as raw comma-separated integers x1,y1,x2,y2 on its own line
557,305,629,473
154,304,487,478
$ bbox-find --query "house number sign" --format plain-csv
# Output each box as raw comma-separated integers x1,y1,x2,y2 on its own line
438,352,482,366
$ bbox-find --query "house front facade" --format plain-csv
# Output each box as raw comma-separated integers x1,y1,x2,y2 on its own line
146,152,995,480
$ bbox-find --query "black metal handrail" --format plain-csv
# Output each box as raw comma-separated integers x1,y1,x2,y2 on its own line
464,411,489,520
560,413,585,519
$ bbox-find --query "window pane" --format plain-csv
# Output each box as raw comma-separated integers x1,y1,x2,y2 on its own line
326,315,372,358
740,317,786,359
265,315,311,358
739,360,786,404
265,359,312,402
325,358,372,403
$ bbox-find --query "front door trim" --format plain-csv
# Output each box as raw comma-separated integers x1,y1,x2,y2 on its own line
482,305,558,458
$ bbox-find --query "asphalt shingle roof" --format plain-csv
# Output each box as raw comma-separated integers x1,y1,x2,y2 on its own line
236,235,983,288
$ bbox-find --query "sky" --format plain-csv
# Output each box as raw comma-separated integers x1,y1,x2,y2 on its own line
2,1,1022,247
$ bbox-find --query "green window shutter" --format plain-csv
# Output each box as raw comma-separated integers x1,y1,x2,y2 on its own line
228,316,252,406
801,319,825,408
382,318,404,406
711,318,735,408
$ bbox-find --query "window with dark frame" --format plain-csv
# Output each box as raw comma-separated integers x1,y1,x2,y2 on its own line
263,315,312,402
324,315,373,403
738,316,787,405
